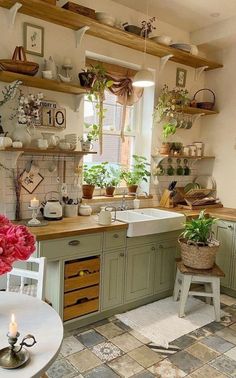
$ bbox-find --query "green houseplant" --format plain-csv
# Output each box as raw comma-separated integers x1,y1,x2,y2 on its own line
80,123,99,152
121,155,150,194
83,162,108,199
105,166,121,197
179,210,219,269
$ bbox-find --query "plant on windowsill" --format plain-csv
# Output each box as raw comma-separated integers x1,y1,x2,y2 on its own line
82,162,108,199
121,155,151,194
79,123,99,152
179,210,219,270
105,166,121,197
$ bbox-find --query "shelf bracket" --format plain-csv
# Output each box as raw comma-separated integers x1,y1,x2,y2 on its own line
75,26,90,48
0,151,23,169
159,54,174,73
8,2,22,27
74,93,84,112
195,66,209,81
192,113,205,123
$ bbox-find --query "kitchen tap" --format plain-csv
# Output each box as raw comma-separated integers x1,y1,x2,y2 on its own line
118,191,129,211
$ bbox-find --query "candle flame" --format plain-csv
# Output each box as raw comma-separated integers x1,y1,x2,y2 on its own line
33,197,36,201
11,314,15,323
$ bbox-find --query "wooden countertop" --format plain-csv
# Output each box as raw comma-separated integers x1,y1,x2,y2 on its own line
157,207,236,222
29,216,128,241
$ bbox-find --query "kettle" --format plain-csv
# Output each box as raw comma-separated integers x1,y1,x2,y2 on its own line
42,191,63,221
98,206,116,226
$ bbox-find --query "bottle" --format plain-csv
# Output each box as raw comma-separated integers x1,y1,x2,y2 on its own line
133,198,140,209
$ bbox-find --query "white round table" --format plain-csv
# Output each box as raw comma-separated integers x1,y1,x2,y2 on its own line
0,292,63,378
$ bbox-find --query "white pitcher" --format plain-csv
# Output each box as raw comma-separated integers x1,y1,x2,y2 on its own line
98,206,116,226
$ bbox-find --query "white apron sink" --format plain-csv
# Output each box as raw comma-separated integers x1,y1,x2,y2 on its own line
115,208,185,237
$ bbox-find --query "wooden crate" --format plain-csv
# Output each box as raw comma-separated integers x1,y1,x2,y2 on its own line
62,2,96,18
64,285,99,307
64,298,99,321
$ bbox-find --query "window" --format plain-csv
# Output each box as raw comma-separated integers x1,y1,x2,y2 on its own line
83,91,141,169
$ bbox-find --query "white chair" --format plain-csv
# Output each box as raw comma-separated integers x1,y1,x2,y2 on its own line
6,257,46,300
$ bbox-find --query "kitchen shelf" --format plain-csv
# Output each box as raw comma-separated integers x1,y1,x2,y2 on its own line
0,0,223,71
152,155,215,165
0,71,86,95
176,107,218,116
4,147,97,156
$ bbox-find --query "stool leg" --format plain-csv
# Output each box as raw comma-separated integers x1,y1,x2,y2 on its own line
173,269,182,301
212,278,221,322
179,275,192,318
205,283,212,305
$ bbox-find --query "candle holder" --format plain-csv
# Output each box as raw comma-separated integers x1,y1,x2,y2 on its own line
28,206,41,226
0,333,36,369
62,64,73,78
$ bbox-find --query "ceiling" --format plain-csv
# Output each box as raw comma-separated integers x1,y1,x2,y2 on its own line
112,0,236,32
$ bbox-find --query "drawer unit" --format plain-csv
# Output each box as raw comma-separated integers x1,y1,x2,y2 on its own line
103,230,126,251
64,256,100,321
40,233,103,259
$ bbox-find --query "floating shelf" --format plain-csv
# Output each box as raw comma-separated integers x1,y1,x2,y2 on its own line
4,147,97,157
152,154,215,162
0,71,86,95
176,106,218,116
0,0,223,71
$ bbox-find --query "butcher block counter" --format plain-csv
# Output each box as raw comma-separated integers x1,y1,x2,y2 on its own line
156,207,236,222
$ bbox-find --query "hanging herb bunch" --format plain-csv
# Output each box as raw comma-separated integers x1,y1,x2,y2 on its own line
154,84,190,139
140,17,156,38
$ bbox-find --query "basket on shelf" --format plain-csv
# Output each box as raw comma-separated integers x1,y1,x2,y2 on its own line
191,88,215,110
0,46,39,76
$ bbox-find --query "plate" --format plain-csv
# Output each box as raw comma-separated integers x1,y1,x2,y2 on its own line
170,43,192,53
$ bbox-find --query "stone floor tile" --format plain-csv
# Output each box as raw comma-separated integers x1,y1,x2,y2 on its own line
60,336,85,357
95,322,125,339
209,355,236,376
186,342,220,362
108,355,144,377
113,319,133,332
188,364,228,378
148,359,186,377
224,346,236,361
46,358,79,378
223,307,236,322
132,370,156,378
220,314,234,326
204,321,225,333
111,333,143,353
230,323,236,331
67,349,102,373
75,329,106,348
170,334,196,349
129,329,151,344
128,345,163,368
91,341,123,362
188,327,212,341
220,294,236,306
168,350,203,374
216,327,236,344
83,364,120,378
201,334,235,353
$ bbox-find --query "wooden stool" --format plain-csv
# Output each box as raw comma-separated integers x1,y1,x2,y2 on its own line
173,259,225,322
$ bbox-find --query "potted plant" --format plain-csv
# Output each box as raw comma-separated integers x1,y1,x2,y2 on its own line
179,210,219,269
78,68,95,88
105,166,121,197
80,123,99,152
82,162,108,199
121,155,150,194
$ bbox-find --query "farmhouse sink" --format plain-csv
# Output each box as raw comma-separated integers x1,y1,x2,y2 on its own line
115,208,185,237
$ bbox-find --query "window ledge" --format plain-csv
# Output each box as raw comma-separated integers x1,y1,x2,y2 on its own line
82,194,153,204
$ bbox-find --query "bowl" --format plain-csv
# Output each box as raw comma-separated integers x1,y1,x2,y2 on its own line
123,25,141,35
151,35,172,46
95,12,116,26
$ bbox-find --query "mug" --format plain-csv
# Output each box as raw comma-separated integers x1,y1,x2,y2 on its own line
0,136,12,150
59,142,74,150
37,139,48,149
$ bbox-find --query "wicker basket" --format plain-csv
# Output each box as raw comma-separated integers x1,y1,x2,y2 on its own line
0,46,39,76
179,238,219,269
192,88,215,110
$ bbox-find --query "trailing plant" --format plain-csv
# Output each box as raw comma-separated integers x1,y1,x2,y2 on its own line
121,155,151,186
83,162,108,188
80,123,99,143
180,210,218,246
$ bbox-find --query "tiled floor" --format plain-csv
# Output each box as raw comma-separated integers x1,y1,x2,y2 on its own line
47,294,236,377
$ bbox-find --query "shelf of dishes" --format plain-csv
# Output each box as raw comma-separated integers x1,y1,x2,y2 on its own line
0,0,223,71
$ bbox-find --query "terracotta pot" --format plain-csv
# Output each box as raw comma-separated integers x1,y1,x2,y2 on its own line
105,186,115,197
128,185,138,195
179,238,219,269
82,184,95,199
160,143,170,155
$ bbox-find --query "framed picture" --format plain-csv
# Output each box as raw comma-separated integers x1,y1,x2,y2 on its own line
176,67,187,88
20,170,44,194
23,23,44,57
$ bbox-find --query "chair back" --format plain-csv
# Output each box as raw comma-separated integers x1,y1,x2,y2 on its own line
6,257,46,300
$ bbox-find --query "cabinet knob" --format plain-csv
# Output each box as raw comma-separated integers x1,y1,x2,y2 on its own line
151,246,156,251
228,225,233,230
68,240,80,246
119,253,125,257
113,234,119,239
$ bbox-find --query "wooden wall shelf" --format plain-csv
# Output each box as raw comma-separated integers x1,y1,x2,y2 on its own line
0,0,223,71
0,71,86,95
177,107,218,116
4,147,97,156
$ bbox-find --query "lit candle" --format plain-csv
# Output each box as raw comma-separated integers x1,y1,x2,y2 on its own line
9,314,18,338
63,57,72,66
30,197,39,208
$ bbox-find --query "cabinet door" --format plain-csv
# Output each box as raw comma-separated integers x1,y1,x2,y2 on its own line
155,240,178,293
101,250,125,310
215,220,234,288
125,244,155,302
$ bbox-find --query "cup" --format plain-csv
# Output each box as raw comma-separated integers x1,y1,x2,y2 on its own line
37,139,48,149
42,70,53,80
59,142,73,150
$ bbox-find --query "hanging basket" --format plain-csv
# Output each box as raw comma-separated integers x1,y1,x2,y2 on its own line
0,46,39,76
192,88,215,110
179,238,219,269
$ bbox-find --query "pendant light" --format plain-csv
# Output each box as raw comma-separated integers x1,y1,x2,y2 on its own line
132,0,155,88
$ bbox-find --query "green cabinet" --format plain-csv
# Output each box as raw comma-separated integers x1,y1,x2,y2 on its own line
125,244,155,302
101,249,125,310
215,220,234,288
155,239,178,293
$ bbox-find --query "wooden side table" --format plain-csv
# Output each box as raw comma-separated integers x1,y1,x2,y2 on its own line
173,260,225,321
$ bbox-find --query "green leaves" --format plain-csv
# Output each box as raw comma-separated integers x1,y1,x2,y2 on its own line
181,210,217,246
121,155,151,186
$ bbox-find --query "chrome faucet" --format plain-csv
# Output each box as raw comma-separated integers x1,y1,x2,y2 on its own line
118,191,129,211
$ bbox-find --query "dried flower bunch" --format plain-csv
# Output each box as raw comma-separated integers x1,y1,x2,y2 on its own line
141,17,156,37
17,92,43,125
0,80,21,107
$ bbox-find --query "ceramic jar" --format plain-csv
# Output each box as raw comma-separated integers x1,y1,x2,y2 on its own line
64,204,78,217
11,124,32,147
79,203,92,216
0,136,12,150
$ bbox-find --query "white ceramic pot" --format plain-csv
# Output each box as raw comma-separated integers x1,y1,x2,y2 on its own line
151,35,172,46
0,136,12,150
11,124,32,147
64,204,78,218
79,204,92,216
81,141,93,152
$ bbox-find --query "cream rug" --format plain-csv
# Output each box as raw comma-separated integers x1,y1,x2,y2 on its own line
116,297,226,348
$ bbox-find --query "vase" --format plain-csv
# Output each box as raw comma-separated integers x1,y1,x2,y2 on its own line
11,124,32,147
